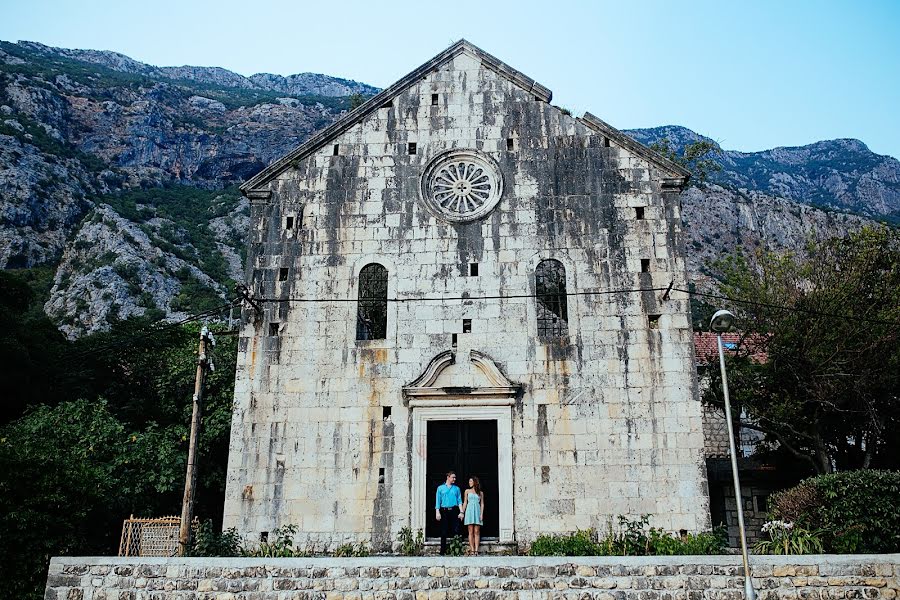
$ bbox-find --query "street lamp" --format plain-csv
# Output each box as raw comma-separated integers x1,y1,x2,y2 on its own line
711,309,756,600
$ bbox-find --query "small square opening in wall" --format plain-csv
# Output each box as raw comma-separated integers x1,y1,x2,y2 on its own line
260,531,268,543
382,406,392,421
408,142,417,155
603,137,611,148
462,319,472,333
332,144,339,156
431,93,439,106
269,322,279,336
506,138,514,151
635,207,645,220
378,468,385,484
451,333,458,348
285,216,294,230
278,267,289,281
469,263,479,276
641,259,651,273
648,315,661,329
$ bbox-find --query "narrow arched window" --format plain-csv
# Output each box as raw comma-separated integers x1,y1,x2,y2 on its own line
356,263,388,340
535,259,568,340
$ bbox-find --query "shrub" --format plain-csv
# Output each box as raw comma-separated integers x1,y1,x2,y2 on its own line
529,516,727,556
397,527,424,556
530,529,600,556
447,535,466,556
771,470,900,553
188,520,243,557
333,542,370,557
753,520,824,555
244,524,310,557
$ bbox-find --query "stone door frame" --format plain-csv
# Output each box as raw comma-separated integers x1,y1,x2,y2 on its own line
410,404,515,543
404,349,520,544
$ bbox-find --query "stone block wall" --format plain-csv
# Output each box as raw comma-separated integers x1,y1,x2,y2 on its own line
46,555,899,600
225,44,709,550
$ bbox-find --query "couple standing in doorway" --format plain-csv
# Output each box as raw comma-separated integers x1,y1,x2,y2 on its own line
434,471,485,555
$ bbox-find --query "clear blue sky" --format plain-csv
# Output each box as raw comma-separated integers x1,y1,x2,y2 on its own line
3,0,898,157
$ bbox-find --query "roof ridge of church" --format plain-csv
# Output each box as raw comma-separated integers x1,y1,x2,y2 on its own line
240,40,690,195
240,39,552,195
579,112,691,180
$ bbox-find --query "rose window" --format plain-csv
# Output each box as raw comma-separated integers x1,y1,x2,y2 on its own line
421,150,503,222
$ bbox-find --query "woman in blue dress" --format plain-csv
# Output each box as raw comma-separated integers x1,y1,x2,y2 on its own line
461,476,485,555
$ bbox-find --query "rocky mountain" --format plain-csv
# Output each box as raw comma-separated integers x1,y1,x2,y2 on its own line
626,125,900,222
0,40,372,270
0,40,894,337
14,41,379,97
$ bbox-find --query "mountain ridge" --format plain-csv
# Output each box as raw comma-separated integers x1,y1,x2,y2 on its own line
626,125,900,221
0,40,895,337
11,40,380,97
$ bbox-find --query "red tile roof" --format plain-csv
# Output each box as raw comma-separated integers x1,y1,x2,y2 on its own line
694,332,768,365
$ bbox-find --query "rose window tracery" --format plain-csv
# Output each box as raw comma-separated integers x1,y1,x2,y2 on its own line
420,150,503,222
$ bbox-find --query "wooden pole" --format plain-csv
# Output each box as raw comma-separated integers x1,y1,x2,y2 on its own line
178,326,210,555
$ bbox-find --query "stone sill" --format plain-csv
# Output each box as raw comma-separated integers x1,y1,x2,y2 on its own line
49,554,900,568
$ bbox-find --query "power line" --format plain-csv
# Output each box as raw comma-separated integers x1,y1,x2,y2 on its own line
243,285,899,327
676,287,900,328
254,286,670,304
60,299,239,365
48,280,899,366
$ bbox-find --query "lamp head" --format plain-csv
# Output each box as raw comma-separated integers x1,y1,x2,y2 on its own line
710,309,736,333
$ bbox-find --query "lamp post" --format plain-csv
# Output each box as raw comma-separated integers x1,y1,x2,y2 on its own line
710,309,756,600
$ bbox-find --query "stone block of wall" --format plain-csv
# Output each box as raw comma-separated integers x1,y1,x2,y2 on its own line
46,554,899,600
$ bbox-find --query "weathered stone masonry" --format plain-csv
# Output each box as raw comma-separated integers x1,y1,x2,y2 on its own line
45,555,900,600
223,40,709,549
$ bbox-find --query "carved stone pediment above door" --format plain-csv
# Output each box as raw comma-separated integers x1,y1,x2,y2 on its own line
403,349,521,406
405,348,520,543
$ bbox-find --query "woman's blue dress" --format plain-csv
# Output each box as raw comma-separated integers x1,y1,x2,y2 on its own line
464,491,482,525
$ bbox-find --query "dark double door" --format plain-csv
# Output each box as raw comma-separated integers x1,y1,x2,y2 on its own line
425,420,499,538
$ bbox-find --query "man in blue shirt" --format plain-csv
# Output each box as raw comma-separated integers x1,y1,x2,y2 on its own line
435,470,463,554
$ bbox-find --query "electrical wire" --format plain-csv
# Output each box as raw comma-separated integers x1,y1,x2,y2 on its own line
253,286,670,304
245,285,899,327
60,299,239,364
49,279,900,365
674,287,900,327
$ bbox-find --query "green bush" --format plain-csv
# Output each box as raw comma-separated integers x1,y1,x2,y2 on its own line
529,516,727,556
333,542,370,557
530,529,600,556
244,524,311,557
447,535,466,556
753,520,824,555
771,470,900,553
189,520,243,557
397,527,424,556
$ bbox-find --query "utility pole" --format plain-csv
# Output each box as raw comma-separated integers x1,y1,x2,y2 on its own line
178,325,215,555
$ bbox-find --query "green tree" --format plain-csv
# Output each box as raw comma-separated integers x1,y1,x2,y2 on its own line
0,400,179,598
702,227,900,473
0,285,238,599
650,138,722,184
348,92,366,110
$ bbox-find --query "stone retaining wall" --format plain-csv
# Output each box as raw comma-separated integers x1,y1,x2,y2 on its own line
46,555,899,600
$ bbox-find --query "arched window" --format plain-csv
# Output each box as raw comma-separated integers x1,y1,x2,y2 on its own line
535,259,568,340
356,263,388,340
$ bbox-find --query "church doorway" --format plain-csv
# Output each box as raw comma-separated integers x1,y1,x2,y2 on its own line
425,420,499,539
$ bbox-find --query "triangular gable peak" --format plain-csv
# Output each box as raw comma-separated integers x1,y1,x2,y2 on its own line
579,112,690,185
241,40,690,197
240,40,552,197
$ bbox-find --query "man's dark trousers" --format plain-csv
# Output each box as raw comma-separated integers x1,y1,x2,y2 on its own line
439,507,460,554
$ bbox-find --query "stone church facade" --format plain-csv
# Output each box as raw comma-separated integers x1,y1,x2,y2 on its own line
223,40,709,550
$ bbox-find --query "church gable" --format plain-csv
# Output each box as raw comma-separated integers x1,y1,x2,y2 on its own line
242,40,554,196
241,40,687,198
